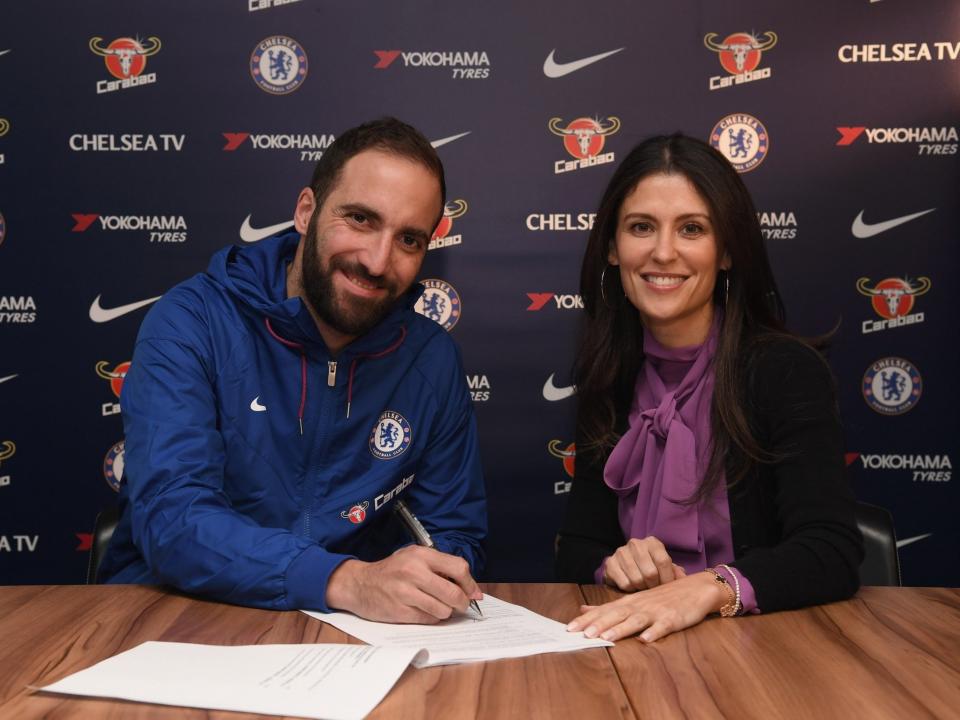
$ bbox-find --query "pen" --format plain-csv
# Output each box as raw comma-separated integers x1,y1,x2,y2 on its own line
394,499,483,617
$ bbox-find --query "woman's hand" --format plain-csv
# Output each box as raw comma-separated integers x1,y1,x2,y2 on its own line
569,571,728,642
602,536,686,592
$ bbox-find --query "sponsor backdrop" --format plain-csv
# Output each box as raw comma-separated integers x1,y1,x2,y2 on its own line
1,1,957,586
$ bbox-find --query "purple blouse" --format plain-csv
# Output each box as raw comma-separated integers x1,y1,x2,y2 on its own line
598,325,758,613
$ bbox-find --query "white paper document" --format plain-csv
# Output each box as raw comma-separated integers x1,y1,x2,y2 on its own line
38,641,420,720
303,593,612,667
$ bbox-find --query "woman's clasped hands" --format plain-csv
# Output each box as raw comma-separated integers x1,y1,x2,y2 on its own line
568,536,728,643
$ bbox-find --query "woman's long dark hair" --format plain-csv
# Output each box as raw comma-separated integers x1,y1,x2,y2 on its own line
575,133,792,501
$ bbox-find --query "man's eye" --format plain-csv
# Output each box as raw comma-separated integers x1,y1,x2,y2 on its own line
400,235,422,249
350,212,368,224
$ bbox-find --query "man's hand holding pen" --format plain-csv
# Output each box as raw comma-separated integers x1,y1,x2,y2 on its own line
325,546,483,624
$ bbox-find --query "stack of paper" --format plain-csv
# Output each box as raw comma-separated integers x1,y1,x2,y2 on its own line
303,593,613,667
39,642,419,720
38,594,611,717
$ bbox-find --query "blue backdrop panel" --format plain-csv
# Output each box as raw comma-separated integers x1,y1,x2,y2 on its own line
1,1,957,586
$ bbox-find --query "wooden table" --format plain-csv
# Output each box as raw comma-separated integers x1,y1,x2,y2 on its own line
1,584,958,719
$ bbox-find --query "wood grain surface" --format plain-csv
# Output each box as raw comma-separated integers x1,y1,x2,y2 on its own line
4,584,958,719
580,584,960,720
0,583,632,720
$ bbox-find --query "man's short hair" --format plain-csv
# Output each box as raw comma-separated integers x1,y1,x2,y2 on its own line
309,117,446,214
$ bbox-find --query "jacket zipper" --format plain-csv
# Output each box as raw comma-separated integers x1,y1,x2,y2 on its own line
304,359,338,537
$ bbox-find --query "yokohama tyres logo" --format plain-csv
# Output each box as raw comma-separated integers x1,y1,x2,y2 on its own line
373,51,401,68
837,126,957,155
526,293,583,311
222,132,334,161
373,50,490,78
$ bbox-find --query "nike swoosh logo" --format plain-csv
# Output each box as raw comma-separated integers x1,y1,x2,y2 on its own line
543,373,576,401
543,47,625,78
896,533,931,549
430,132,470,149
250,396,267,412
239,215,295,243
0,374,17,385
0,50,10,58
851,208,936,238
89,294,161,323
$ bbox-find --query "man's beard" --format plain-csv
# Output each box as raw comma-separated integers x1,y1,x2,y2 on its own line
301,216,403,339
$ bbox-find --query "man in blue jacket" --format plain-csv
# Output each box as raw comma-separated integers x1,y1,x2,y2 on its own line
100,118,487,623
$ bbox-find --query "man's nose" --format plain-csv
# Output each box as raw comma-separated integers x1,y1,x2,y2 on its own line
361,232,392,277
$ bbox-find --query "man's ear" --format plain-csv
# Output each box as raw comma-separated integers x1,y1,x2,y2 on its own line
293,188,316,235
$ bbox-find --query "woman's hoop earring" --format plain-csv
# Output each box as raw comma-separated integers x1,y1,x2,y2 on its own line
601,265,612,308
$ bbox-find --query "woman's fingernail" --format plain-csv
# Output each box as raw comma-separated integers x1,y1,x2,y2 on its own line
640,632,652,642
566,621,579,631
584,626,598,638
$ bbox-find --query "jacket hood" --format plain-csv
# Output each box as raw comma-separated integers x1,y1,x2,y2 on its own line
207,230,426,355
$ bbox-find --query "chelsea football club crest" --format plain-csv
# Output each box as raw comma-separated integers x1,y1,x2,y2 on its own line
103,440,125,491
414,278,461,331
862,357,922,415
250,36,308,94
369,411,412,460
709,113,768,173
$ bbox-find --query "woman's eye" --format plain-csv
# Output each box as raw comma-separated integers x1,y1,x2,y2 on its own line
681,223,704,235
631,222,653,233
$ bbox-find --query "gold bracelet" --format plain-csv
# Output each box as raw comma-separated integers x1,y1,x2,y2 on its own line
704,568,738,617
716,564,743,617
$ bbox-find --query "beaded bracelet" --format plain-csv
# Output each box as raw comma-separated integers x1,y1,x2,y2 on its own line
716,563,743,617
705,566,742,617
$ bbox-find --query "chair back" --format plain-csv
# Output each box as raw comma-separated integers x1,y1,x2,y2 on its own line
86,506,120,584
855,501,901,587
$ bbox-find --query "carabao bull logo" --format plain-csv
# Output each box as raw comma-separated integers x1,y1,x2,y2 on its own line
549,117,620,159
340,501,369,524
703,31,777,75
548,439,576,478
857,277,931,318
96,361,131,399
89,36,161,79
433,199,468,240
0,440,15,466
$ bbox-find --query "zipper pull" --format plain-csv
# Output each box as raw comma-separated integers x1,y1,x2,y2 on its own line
327,360,337,387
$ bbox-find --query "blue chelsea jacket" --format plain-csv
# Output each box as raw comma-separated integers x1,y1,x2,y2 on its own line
99,232,487,610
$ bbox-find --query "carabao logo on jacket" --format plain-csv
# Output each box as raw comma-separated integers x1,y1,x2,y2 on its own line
340,501,369,524
369,411,412,460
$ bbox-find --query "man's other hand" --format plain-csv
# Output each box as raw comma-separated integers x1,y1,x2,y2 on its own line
325,545,483,623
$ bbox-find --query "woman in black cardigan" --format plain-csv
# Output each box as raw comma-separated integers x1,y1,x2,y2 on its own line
557,134,862,643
